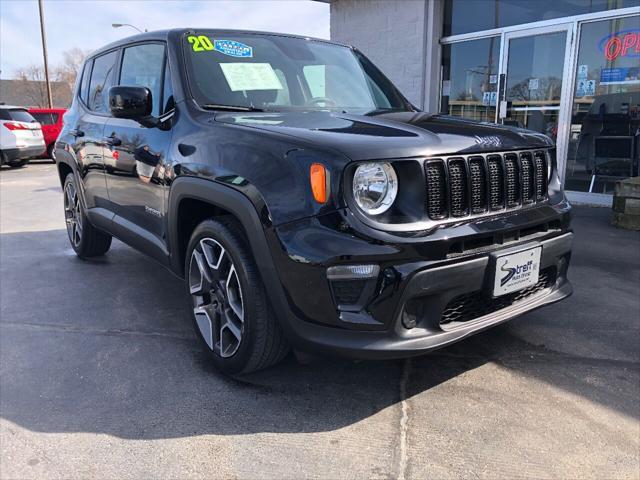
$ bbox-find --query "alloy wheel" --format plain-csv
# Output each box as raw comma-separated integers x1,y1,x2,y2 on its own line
64,181,83,247
189,237,245,358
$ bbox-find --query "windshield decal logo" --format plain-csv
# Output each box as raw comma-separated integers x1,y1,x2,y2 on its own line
214,40,253,58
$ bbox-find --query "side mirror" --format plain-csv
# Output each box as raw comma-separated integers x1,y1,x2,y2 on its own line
109,86,152,119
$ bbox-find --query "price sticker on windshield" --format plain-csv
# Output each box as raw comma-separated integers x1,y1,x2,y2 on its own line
220,63,283,92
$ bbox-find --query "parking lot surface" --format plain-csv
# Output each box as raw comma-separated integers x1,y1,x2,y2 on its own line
1,162,639,479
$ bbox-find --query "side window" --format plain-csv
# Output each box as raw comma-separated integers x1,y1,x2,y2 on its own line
31,113,55,125
120,43,165,117
162,62,174,114
79,62,91,104
88,51,118,113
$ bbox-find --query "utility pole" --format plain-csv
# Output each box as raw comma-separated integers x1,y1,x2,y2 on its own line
38,0,53,108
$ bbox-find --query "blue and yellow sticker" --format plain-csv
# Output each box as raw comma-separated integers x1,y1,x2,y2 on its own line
213,40,253,58
187,36,254,58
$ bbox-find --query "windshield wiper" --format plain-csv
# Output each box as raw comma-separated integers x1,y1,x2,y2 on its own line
201,104,265,112
362,107,413,116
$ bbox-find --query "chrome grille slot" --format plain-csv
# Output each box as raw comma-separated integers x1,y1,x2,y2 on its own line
504,153,520,207
534,151,547,201
520,152,535,204
422,149,550,223
448,158,468,217
468,156,487,214
425,160,447,220
487,155,504,210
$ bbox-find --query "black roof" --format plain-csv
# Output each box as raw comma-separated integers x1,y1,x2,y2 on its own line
88,28,347,59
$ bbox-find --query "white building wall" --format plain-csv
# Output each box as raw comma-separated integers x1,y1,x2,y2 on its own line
329,0,428,107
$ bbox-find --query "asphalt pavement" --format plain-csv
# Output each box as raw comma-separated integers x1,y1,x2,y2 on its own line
1,162,639,479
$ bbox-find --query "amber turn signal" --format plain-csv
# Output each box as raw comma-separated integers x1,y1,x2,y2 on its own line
310,163,328,204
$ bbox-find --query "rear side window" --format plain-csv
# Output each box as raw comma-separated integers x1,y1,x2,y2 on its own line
119,43,165,117
79,63,91,104
31,112,58,125
88,50,118,113
0,109,36,123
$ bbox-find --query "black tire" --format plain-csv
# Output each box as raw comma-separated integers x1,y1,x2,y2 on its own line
63,173,112,258
7,159,29,168
185,218,289,375
47,144,56,162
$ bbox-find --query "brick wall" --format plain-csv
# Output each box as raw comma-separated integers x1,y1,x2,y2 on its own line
330,0,427,107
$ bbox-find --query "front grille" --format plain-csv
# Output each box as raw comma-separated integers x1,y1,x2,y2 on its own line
440,267,557,325
425,150,549,221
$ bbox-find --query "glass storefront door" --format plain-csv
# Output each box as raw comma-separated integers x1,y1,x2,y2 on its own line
565,15,640,194
440,8,639,200
498,26,573,157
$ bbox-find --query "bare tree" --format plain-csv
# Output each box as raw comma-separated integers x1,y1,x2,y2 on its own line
14,64,49,107
11,47,88,107
54,47,89,90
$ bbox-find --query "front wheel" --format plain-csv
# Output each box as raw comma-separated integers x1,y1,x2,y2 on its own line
63,173,112,257
185,218,289,375
47,144,56,162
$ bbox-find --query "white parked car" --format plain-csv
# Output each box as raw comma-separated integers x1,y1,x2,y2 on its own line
0,105,46,168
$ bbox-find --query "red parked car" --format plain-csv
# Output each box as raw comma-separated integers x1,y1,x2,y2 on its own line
28,108,66,160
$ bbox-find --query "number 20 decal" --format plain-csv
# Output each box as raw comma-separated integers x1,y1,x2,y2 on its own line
188,35,214,52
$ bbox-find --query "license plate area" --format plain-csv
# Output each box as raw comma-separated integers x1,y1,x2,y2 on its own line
493,246,542,297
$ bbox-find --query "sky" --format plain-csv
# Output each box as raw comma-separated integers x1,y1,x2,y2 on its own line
0,0,330,78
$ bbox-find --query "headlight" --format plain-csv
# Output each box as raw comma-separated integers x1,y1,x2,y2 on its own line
352,162,398,215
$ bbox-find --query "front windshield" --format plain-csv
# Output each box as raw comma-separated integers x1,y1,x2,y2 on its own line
183,32,413,114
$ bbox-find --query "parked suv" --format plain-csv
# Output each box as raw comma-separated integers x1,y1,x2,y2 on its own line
1,105,45,168
29,107,67,160
55,30,573,374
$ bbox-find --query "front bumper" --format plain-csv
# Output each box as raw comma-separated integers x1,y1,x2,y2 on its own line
281,233,572,359
266,201,573,359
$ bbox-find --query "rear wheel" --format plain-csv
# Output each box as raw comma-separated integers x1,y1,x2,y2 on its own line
63,173,112,257
185,218,289,375
7,159,28,168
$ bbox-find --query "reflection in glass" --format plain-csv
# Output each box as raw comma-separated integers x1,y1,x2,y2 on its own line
566,15,640,193
503,31,567,141
440,37,500,123
444,0,635,37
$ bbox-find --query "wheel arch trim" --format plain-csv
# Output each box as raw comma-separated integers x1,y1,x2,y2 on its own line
167,176,298,334
168,177,273,277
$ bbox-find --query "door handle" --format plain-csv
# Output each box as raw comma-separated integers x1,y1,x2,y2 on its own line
103,135,122,147
69,129,84,137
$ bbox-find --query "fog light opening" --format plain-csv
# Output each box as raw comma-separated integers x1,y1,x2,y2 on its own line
326,264,380,280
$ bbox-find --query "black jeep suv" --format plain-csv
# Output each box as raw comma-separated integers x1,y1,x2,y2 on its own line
55,29,573,374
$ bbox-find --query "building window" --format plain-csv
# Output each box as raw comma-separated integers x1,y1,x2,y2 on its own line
566,15,640,193
440,37,500,122
444,0,635,37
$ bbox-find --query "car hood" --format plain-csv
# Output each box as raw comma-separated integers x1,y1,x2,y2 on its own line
215,110,553,161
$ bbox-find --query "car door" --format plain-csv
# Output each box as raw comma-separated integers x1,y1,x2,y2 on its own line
103,42,174,257
71,50,118,210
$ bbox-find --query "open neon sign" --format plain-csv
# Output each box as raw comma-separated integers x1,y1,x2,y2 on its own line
599,29,640,61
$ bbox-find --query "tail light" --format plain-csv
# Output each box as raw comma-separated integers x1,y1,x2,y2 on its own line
3,122,28,131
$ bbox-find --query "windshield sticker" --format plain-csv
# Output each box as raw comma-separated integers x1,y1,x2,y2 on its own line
220,63,283,92
188,35,214,52
214,40,253,58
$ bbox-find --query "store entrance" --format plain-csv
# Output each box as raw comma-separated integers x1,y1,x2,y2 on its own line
498,25,573,175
